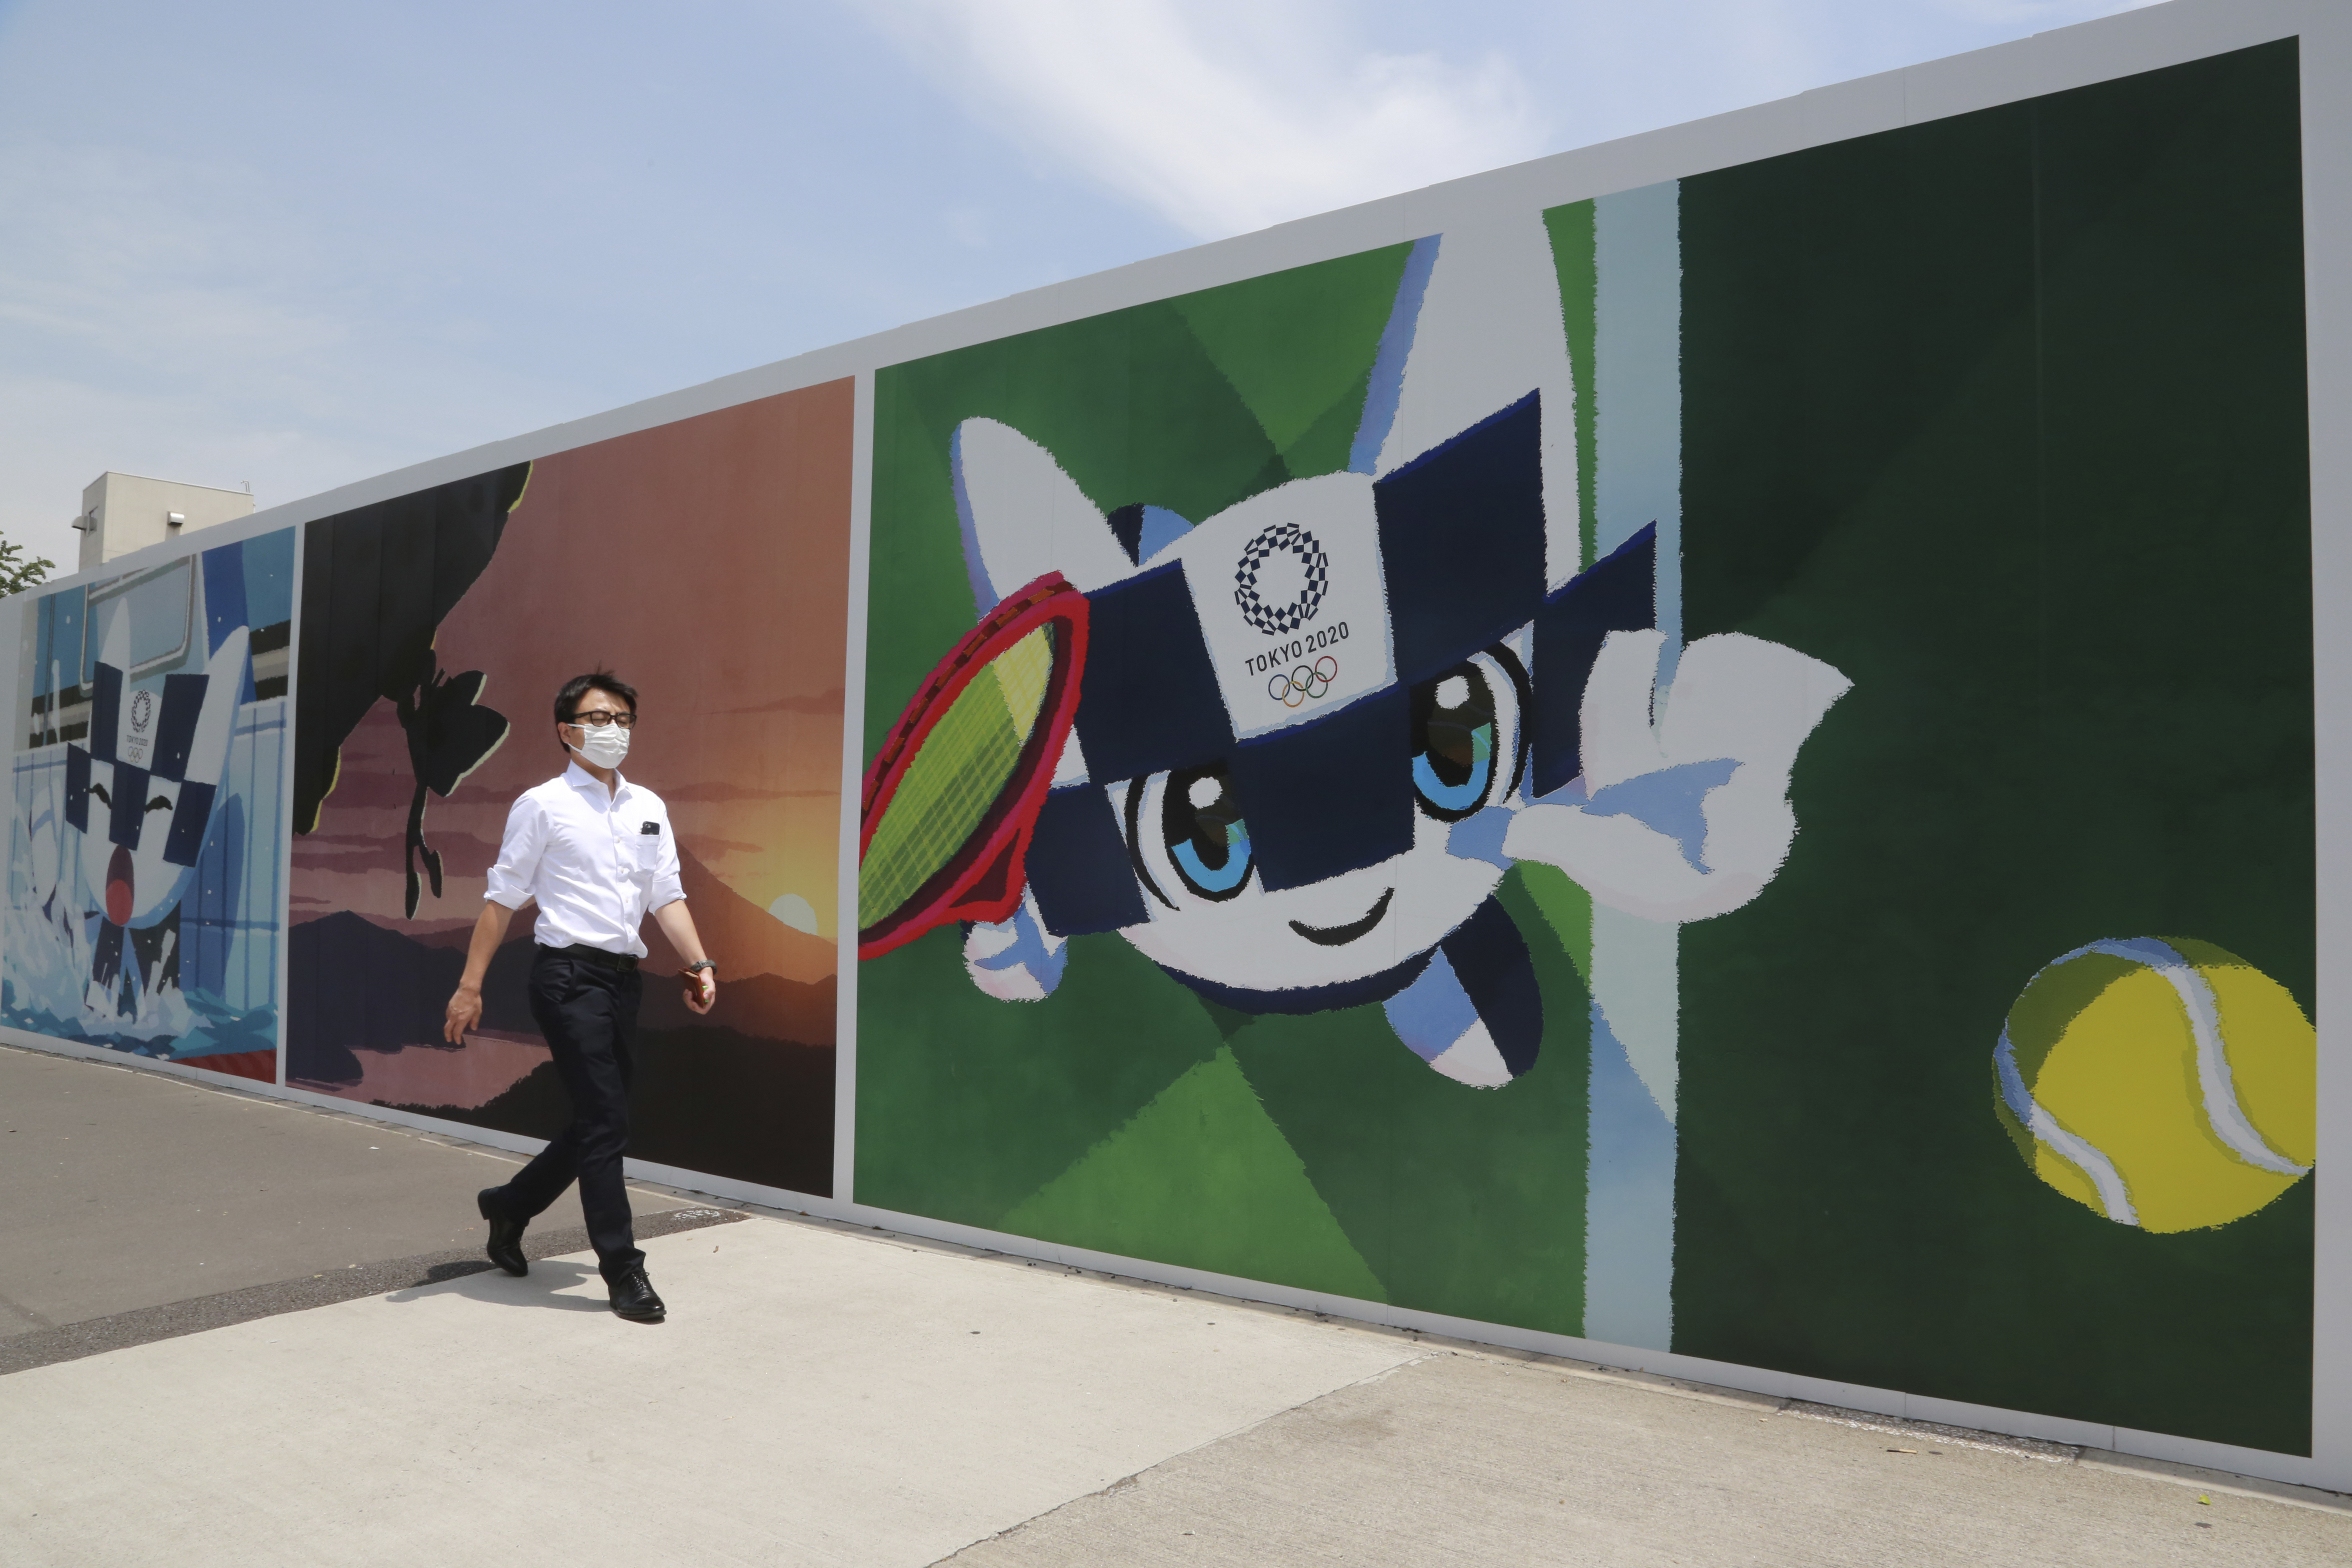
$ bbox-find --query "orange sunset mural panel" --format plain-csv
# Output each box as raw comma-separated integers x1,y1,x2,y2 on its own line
285,383,851,1195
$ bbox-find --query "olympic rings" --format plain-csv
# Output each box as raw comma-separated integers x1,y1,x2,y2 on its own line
1267,655,1340,708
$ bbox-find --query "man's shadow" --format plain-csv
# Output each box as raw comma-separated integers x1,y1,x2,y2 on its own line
382,1257,616,1314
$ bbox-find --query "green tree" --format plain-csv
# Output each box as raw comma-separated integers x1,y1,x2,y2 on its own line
0,534,56,597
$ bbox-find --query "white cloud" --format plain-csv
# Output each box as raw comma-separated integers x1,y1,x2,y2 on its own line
866,0,1546,238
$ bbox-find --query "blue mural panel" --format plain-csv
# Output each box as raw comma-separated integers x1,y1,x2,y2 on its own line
5,530,294,1081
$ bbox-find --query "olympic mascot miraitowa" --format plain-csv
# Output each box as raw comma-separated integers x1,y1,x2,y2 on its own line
883,214,1851,1088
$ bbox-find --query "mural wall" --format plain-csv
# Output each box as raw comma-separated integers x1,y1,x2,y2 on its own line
283,384,852,1196
0,24,2327,1479
855,41,2316,1455
5,530,294,1082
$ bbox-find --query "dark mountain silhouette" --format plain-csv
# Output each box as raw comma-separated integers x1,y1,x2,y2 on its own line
641,839,836,985
639,969,833,1043
285,912,534,1083
286,909,834,1194
288,910,831,1067
387,1024,833,1197
355,913,477,945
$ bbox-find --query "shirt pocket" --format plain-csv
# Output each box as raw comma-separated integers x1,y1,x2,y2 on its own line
631,831,664,878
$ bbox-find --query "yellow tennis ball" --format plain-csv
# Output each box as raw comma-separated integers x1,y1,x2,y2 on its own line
1993,938,2315,1233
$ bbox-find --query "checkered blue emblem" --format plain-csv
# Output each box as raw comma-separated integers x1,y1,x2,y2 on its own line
1231,522,1329,636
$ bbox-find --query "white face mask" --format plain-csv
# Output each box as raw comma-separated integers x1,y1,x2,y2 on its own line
568,720,631,769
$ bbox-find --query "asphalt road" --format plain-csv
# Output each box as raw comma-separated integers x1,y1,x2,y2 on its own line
0,1040,716,1371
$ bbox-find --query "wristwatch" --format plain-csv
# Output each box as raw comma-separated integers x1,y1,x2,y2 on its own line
681,960,716,975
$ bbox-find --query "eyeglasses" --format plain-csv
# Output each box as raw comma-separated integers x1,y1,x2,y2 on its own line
565,710,637,730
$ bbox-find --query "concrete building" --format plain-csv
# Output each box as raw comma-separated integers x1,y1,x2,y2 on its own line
72,472,254,572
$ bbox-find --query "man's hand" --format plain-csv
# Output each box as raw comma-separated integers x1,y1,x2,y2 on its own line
445,982,483,1044
445,901,516,1043
654,898,717,1016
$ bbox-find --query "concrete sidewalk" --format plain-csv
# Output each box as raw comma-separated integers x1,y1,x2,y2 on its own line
4,1042,2348,1566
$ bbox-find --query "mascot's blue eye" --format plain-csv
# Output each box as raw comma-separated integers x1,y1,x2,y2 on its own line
1412,662,1501,822
1162,764,1252,900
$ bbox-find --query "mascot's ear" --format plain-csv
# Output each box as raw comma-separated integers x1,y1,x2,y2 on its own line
952,419,1135,611
1366,214,1581,593
180,627,250,788
857,574,1090,961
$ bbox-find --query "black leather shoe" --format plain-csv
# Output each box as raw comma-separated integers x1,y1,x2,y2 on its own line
477,1188,528,1276
608,1267,666,1323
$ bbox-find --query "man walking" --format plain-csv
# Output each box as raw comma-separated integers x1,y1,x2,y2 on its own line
443,671,717,1322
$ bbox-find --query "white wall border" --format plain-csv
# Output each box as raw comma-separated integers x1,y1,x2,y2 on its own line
2291,0,2351,1502
0,0,2337,1493
833,368,877,1205
276,515,305,1093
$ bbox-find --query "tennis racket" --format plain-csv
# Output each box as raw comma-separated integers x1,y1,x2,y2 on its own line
857,573,1089,960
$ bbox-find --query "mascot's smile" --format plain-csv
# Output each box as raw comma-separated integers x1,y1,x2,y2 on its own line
1290,888,1392,946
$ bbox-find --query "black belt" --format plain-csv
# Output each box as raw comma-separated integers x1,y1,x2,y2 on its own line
541,942,638,971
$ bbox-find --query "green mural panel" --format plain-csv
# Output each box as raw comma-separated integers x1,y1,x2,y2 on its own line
1674,41,2313,1454
1220,865,1597,1336
1169,246,1415,466
853,927,1223,1231
1002,1045,1389,1301
1541,200,1600,569
859,243,1602,1324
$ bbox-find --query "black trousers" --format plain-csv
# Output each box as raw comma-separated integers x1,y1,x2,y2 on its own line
486,947,645,1282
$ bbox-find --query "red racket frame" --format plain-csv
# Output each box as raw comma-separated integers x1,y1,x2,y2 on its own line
857,572,1089,960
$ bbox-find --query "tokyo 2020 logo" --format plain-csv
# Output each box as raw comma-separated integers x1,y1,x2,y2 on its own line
1233,522,1328,636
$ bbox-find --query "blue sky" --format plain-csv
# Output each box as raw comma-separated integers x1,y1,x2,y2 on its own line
0,0,2151,569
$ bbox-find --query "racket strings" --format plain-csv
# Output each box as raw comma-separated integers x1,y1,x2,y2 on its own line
860,625,1056,927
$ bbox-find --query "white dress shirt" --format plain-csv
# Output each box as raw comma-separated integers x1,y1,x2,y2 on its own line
484,763,686,958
